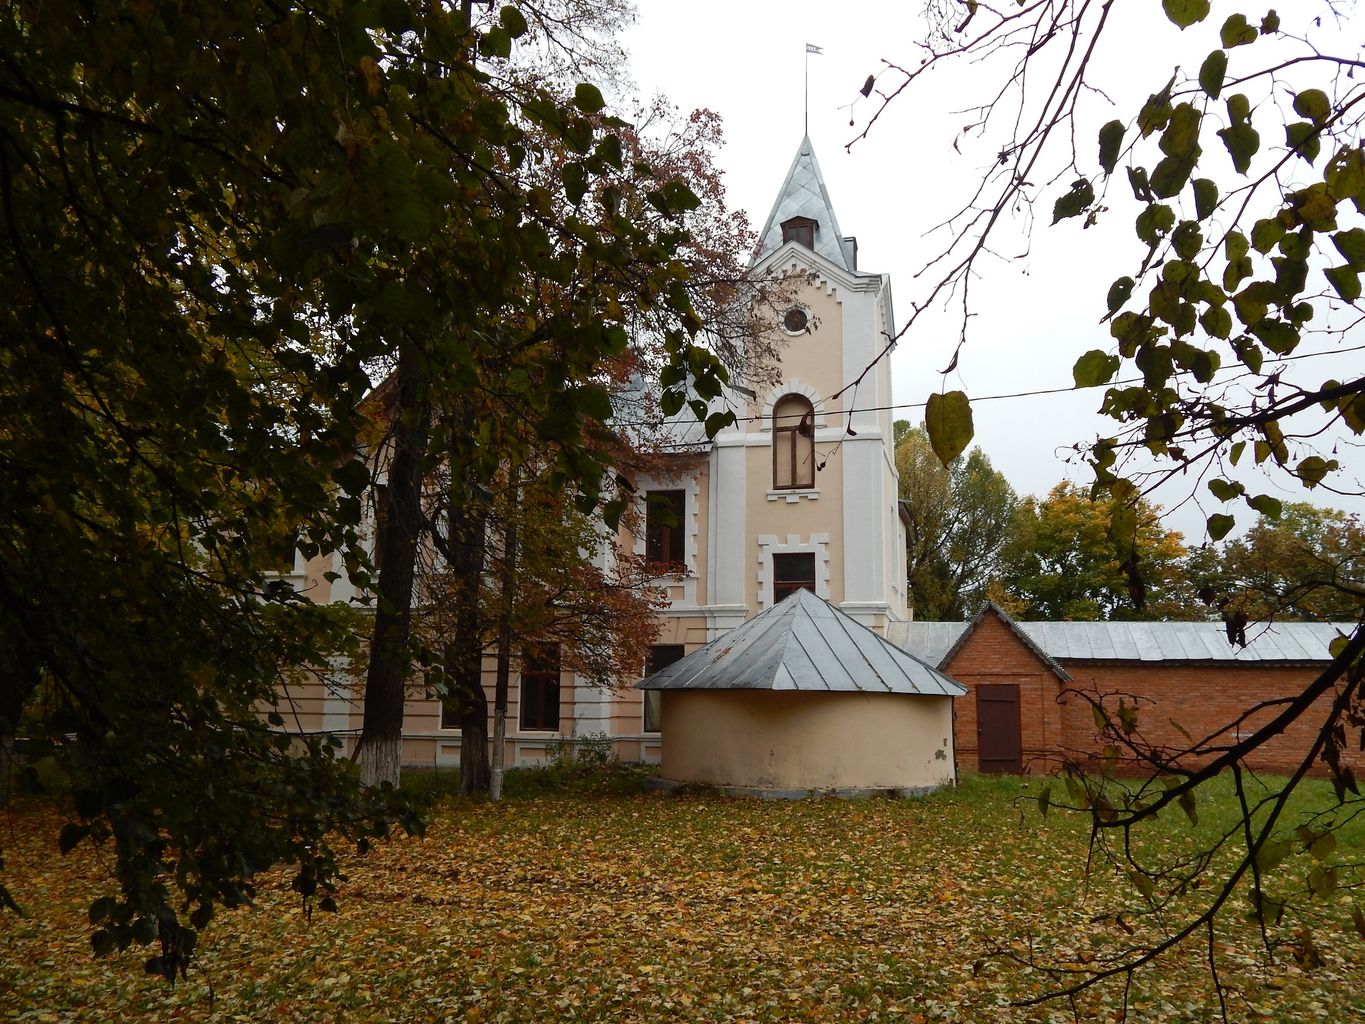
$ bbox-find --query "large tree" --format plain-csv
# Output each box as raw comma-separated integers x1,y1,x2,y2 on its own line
1,0,729,971
852,0,1365,1003
996,481,1195,620
1188,501,1365,623
895,421,1018,619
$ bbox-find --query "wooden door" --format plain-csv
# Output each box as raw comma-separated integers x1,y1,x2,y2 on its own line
976,684,1022,774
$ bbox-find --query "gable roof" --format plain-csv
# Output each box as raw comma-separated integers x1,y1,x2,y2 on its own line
755,135,851,271
638,588,965,696
890,606,1356,668
944,602,1071,682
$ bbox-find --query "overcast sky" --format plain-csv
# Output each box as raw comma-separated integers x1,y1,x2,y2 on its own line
620,1,1364,540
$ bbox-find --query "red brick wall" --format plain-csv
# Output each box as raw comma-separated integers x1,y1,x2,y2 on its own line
939,610,1361,776
1059,660,1362,776
941,614,1066,775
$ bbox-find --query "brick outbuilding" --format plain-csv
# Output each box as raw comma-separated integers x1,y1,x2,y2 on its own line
890,605,1361,777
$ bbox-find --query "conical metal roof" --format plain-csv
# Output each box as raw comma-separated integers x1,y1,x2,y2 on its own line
755,135,851,270
638,589,965,696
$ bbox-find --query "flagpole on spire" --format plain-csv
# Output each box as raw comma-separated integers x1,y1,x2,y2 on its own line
805,43,822,135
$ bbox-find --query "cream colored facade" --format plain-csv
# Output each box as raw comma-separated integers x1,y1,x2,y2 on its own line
279,136,915,771
660,691,954,792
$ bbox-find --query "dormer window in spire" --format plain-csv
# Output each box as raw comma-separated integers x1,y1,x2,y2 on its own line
780,216,816,250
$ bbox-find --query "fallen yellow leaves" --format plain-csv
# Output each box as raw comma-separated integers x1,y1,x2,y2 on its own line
2,777,1362,1022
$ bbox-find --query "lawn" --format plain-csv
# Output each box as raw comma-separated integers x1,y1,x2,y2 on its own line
2,772,1361,1022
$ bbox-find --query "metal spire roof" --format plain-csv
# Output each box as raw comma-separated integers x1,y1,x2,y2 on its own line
638,588,965,696
755,135,852,270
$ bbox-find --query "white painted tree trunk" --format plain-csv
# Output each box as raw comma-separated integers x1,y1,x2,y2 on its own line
357,734,401,789
489,708,507,801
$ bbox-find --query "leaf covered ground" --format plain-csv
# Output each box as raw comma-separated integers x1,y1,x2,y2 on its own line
2,773,1361,1022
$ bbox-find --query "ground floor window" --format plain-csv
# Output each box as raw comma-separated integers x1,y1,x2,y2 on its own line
643,644,685,733
520,648,562,731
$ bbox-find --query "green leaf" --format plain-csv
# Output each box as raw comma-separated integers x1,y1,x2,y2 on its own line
1052,178,1095,224
498,5,529,37
1218,122,1260,174
1325,264,1362,301
1198,49,1227,99
1246,493,1283,519
1179,788,1198,826
1308,830,1338,860
1326,146,1365,201
1250,217,1285,254
1098,120,1125,175
1220,13,1258,47
1207,478,1243,501
1138,75,1177,136
480,25,512,59
573,83,606,114
1230,440,1246,465
91,929,116,957
1135,202,1175,246
1106,277,1135,314
1074,349,1121,387
1163,0,1210,27
561,162,587,205
924,391,975,467
1294,88,1331,125
1285,122,1322,165
1172,221,1203,259
1255,838,1293,872
1207,513,1235,540
1160,103,1202,159
1129,869,1155,899
1262,10,1281,33
1193,178,1219,220
1150,153,1197,199
1308,865,1339,898
1295,455,1338,487
660,389,684,417
1038,785,1051,817
1332,227,1365,270
332,459,370,496
59,823,89,855
1200,304,1233,339
704,411,734,437
1127,165,1152,201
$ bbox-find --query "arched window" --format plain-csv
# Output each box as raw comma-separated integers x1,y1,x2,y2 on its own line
772,394,815,489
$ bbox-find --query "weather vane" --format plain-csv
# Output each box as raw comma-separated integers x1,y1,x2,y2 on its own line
805,43,822,134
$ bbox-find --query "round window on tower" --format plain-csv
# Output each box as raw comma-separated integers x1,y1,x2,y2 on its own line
782,306,809,334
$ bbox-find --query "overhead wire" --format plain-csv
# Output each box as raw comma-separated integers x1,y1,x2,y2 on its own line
612,341,1365,434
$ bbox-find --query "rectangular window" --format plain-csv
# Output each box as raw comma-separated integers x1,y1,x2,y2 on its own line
781,218,815,249
643,644,685,733
439,694,458,730
645,489,687,567
773,552,816,603
519,648,561,731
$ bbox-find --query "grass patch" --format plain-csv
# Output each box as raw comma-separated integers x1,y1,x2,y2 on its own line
2,773,1361,1022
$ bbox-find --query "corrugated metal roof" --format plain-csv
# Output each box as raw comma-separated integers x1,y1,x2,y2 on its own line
638,588,965,696
893,611,1355,665
755,135,850,271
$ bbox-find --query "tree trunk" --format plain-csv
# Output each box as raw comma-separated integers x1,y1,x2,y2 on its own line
489,464,519,802
447,403,490,795
0,665,33,809
458,676,490,794
356,346,429,789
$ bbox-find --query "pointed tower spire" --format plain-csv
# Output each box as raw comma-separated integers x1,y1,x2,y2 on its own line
755,135,852,270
